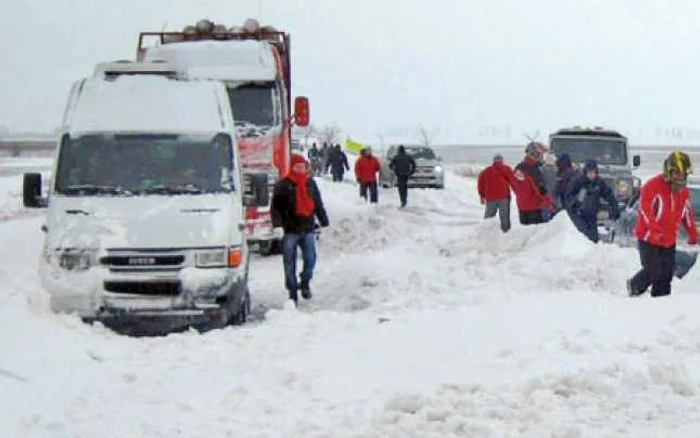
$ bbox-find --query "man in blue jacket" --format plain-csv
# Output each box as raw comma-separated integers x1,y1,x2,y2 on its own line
565,160,619,243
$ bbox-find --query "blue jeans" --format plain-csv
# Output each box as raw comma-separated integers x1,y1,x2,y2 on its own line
282,233,317,292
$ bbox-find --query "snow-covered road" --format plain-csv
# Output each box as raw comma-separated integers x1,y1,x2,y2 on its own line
3,160,700,437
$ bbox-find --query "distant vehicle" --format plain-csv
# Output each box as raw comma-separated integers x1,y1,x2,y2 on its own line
549,127,641,221
379,145,445,189
136,18,310,255
22,72,269,335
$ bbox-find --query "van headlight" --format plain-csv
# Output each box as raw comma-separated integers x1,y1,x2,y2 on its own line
195,248,228,268
617,180,632,197
434,166,444,173
58,249,97,271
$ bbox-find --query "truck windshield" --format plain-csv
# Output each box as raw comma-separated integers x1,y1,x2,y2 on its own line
405,147,436,160
54,133,234,196
227,82,279,134
550,138,627,165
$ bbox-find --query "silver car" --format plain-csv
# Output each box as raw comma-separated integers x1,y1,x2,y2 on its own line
379,145,445,189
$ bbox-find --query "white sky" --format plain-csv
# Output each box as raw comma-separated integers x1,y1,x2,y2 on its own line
3,0,700,144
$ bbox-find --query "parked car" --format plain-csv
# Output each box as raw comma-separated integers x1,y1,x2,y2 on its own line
379,145,445,189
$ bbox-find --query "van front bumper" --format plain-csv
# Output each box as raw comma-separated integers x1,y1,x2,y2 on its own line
41,262,247,335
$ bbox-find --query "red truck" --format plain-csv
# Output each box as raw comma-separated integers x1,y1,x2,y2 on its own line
136,19,309,254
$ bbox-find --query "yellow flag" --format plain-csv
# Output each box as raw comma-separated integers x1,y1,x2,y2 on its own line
345,138,365,154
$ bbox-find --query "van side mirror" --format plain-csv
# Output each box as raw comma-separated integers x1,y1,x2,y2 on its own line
243,174,269,207
633,155,641,167
23,173,47,208
294,96,310,127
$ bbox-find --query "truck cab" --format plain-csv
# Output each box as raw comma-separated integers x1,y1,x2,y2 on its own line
548,127,641,217
22,71,268,335
135,19,309,255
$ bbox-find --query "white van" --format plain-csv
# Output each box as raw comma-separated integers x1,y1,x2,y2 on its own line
23,71,269,334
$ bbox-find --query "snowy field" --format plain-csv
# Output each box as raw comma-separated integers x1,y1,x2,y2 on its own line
3,157,700,437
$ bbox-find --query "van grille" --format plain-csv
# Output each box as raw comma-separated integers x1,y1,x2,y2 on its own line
104,280,181,296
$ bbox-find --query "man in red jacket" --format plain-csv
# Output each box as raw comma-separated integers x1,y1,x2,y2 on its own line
355,147,382,203
503,142,554,225
628,151,698,297
478,153,513,232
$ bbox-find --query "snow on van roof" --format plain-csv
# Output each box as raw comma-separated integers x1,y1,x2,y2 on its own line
67,75,228,135
143,40,277,81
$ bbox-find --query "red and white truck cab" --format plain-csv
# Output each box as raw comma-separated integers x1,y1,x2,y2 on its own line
136,19,310,254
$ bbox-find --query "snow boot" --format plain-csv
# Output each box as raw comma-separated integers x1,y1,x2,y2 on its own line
627,279,641,297
288,289,298,304
300,280,312,300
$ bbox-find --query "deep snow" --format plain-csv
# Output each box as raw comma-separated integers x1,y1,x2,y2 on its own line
2,158,700,437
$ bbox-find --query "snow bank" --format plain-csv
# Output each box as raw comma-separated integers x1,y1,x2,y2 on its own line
4,168,700,437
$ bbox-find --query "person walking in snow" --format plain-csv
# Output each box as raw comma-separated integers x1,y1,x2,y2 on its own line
553,153,576,212
307,143,322,176
628,151,698,298
506,142,554,225
271,154,330,304
564,160,619,243
354,147,382,203
321,142,331,174
477,153,513,232
329,144,350,182
389,145,417,207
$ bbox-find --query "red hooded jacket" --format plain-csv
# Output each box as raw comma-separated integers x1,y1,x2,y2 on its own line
499,157,553,212
635,174,698,248
478,162,512,201
355,155,381,183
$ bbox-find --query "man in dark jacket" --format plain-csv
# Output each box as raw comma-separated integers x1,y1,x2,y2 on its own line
271,154,330,303
477,153,513,232
329,145,350,182
554,153,575,212
565,160,619,243
389,145,417,207
307,143,322,176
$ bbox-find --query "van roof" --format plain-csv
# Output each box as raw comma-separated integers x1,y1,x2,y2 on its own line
66,75,230,135
142,40,277,81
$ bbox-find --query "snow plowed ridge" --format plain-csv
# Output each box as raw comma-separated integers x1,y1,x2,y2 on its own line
3,165,700,437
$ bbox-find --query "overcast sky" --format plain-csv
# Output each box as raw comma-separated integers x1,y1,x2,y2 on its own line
3,0,700,144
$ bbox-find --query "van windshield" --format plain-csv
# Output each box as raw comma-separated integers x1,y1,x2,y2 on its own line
54,133,234,196
227,82,279,135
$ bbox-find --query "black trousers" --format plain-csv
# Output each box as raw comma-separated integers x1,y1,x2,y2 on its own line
396,176,409,206
629,240,676,297
519,209,545,225
360,181,378,203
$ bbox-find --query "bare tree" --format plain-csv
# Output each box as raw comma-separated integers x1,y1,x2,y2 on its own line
376,131,386,152
417,124,438,147
523,130,540,142
303,123,317,147
320,124,342,146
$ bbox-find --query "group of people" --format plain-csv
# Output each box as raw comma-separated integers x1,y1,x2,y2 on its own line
478,142,618,240
478,143,697,297
306,143,350,181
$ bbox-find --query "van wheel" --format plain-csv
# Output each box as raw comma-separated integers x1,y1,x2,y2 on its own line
231,288,251,325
